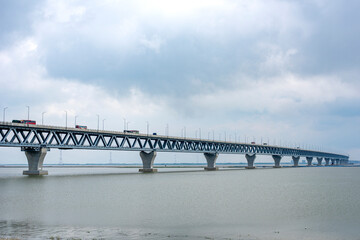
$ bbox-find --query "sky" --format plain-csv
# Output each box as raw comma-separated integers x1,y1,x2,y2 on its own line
0,0,359,164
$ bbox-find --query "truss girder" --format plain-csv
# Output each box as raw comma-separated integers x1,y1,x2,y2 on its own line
0,125,348,160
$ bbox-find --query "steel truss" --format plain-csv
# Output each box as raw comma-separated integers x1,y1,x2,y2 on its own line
0,123,348,160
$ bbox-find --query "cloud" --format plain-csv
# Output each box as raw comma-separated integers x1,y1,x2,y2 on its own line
0,0,360,163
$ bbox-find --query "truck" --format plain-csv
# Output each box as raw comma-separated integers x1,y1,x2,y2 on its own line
124,130,139,134
75,125,87,129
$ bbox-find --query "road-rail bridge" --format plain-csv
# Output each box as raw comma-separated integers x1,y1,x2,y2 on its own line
0,122,349,175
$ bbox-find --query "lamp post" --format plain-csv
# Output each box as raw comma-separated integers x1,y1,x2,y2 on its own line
75,115,78,127
65,111,67,128
123,118,126,131
26,106,30,120
97,114,100,131
102,119,106,130
3,107,8,122
146,121,149,136
42,112,46,125
127,121,130,130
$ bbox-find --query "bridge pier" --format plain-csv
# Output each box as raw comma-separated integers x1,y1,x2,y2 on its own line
317,157,323,166
204,153,219,171
22,147,48,176
331,158,335,165
272,155,282,168
335,159,340,165
306,157,313,166
245,154,256,169
139,151,158,173
324,158,330,166
292,156,300,167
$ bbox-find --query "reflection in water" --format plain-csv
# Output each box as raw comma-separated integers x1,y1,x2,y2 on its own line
0,167,360,239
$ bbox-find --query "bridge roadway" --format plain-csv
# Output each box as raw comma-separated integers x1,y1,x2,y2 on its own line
0,122,349,175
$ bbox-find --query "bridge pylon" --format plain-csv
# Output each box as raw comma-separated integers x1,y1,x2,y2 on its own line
317,157,323,166
245,154,256,169
272,155,282,168
324,158,330,166
204,152,219,171
292,156,300,167
139,151,158,173
306,157,313,166
22,147,48,176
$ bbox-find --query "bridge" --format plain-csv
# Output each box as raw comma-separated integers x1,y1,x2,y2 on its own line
0,122,349,175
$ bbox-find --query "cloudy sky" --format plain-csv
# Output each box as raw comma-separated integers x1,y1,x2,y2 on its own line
0,0,359,164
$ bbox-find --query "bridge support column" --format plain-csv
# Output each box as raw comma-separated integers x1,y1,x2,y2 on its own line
324,158,330,166
331,159,335,165
23,147,48,176
139,151,158,173
335,159,340,165
292,156,300,167
317,157,323,166
204,153,219,171
306,157,313,166
245,154,256,169
272,155,282,168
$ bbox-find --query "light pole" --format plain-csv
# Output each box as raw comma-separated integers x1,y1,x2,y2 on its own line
97,114,100,131
3,107,8,122
42,112,46,125
26,106,30,120
75,115,78,126
199,128,201,140
102,119,106,130
123,118,126,131
65,111,67,128
127,121,130,130
146,121,149,135
184,126,186,139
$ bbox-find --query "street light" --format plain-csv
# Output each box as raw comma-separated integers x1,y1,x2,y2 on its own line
75,115,78,126
127,121,130,130
97,114,100,131
123,118,126,131
3,107,8,122
65,111,67,128
26,106,30,120
146,121,149,135
102,119,106,130
42,112,46,125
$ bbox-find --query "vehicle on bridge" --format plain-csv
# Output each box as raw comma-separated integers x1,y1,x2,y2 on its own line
75,125,87,129
124,130,139,134
12,120,36,125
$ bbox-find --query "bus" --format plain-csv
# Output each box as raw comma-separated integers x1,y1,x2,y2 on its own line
75,125,87,129
13,120,36,125
124,130,139,134
22,120,36,125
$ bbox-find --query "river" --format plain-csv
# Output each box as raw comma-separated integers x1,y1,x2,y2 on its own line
0,166,359,239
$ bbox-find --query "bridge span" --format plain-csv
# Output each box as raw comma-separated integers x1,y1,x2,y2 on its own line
0,122,349,175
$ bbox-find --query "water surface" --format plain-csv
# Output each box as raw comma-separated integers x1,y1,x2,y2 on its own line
0,166,359,239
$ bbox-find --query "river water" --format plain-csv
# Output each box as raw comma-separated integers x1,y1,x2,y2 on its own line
0,166,359,240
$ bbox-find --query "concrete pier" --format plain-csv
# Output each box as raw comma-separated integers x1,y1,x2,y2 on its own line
204,152,219,170
272,155,282,168
324,158,330,166
306,157,313,166
23,147,48,176
139,151,158,173
331,159,335,165
317,157,323,166
245,154,256,169
335,159,340,165
292,156,300,167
